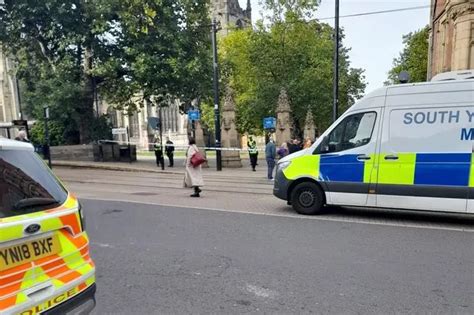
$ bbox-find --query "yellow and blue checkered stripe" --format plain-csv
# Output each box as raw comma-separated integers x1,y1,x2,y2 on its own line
283,152,474,196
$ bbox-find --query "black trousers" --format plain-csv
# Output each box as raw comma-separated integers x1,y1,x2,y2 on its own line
155,151,164,167
167,153,174,167
249,154,258,169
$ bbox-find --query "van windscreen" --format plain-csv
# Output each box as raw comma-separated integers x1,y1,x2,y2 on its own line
0,150,68,219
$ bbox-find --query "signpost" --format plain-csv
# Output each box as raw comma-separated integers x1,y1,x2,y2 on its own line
112,127,127,135
188,109,201,139
263,117,276,131
43,106,52,169
188,109,201,121
12,120,27,127
147,117,160,130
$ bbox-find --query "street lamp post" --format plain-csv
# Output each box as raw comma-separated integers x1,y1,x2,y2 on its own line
43,106,52,169
333,0,340,122
158,104,164,170
211,18,222,171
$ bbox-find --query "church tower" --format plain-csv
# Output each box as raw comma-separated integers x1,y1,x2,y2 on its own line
211,0,252,36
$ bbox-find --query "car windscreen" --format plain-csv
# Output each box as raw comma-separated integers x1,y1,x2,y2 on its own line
0,150,68,219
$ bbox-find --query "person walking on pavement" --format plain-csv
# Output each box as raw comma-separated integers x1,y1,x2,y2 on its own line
184,136,204,197
247,136,258,171
165,137,175,167
154,137,164,168
265,138,276,180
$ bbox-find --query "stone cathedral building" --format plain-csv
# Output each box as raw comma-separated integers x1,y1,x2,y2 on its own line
428,0,474,79
0,0,252,147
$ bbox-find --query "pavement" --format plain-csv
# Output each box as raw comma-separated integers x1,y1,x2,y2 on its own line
52,154,254,175
84,199,474,314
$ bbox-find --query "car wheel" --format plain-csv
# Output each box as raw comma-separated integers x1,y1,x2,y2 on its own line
291,182,325,215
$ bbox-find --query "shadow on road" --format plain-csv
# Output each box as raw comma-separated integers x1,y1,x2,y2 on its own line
275,204,474,229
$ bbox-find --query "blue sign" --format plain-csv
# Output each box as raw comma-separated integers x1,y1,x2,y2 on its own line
148,117,160,130
188,110,201,121
263,117,276,130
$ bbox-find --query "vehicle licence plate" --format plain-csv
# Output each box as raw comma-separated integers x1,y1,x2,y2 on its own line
0,235,61,271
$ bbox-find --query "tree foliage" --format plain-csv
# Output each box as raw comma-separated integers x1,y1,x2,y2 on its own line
96,0,212,113
386,26,429,85
0,0,212,144
259,0,321,21
218,15,366,136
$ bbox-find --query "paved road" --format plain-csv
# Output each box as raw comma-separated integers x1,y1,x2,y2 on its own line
84,199,473,314
56,167,474,231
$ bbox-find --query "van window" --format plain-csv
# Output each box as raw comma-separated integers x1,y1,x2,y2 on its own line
317,112,377,153
0,150,68,219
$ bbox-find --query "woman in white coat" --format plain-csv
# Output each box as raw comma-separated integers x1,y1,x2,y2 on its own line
184,136,204,197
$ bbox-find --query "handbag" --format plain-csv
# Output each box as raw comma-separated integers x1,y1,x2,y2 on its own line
190,151,206,167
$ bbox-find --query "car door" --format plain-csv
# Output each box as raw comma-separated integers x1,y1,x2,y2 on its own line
318,110,380,206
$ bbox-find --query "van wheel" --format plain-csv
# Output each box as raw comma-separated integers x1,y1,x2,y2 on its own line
291,182,325,215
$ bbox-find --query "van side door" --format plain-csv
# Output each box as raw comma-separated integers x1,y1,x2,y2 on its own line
318,109,380,206
468,152,474,213
376,105,471,213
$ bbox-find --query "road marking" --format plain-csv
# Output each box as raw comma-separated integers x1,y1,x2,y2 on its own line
92,242,115,248
81,197,474,233
245,284,277,299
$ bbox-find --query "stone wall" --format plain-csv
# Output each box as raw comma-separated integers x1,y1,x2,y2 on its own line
50,145,94,161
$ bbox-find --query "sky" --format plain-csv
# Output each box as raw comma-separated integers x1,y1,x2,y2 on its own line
238,0,431,93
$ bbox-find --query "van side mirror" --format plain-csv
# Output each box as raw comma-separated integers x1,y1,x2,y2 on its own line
316,136,330,154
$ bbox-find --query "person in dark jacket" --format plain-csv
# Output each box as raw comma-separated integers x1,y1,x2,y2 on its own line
288,139,301,154
165,137,175,167
154,137,164,168
265,139,276,180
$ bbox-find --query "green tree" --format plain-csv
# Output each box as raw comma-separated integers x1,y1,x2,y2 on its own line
0,0,119,143
94,0,212,114
219,17,366,135
260,0,321,21
386,26,429,84
0,0,212,144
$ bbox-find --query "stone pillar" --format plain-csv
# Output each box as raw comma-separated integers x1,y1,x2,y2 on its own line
449,0,474,71
303,110,316,140
221,87,242,168
275,88,292,146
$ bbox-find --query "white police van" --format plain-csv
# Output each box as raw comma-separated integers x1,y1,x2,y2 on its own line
274,70,474,215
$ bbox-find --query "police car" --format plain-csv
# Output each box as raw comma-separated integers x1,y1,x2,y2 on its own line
0,139,96,314
274,70,474,215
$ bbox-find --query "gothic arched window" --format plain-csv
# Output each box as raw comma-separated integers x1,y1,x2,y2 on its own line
236,19,243,29
107,106,118,128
